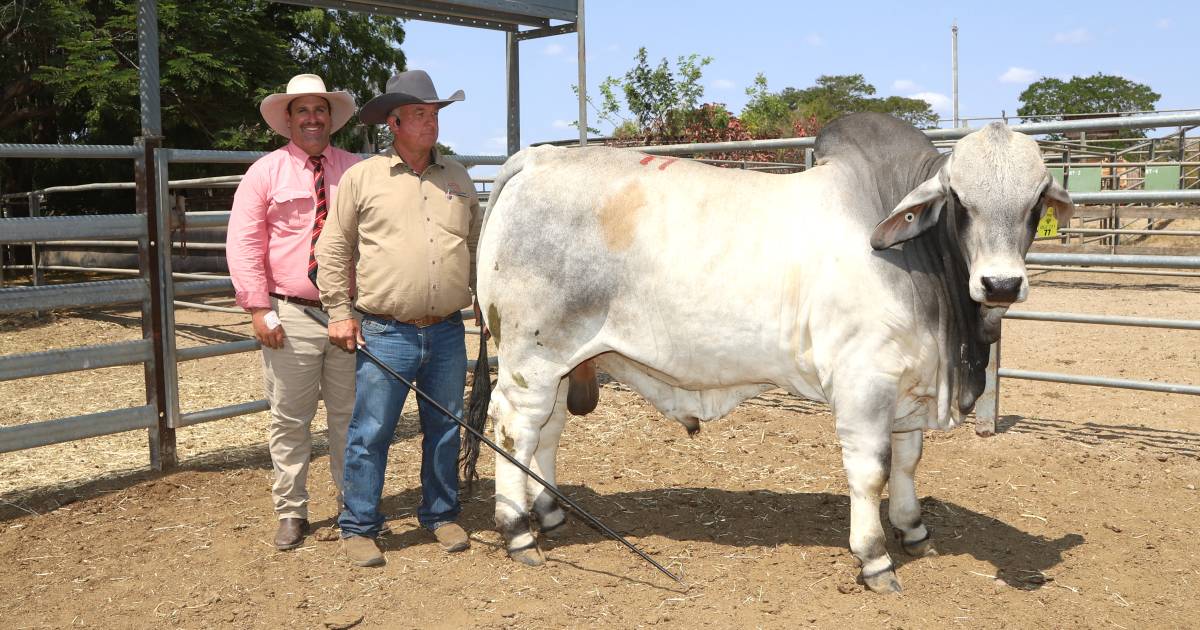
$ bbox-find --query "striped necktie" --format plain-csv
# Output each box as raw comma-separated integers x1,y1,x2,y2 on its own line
307,155,327,287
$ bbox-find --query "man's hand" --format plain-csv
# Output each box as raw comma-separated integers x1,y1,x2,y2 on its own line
472,299,490,341
328,318,363,353
251,308,286,349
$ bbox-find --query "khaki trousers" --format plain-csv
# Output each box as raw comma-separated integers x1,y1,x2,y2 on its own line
261,298,356,520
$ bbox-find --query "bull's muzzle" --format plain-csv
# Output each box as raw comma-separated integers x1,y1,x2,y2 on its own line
980,275,1023,305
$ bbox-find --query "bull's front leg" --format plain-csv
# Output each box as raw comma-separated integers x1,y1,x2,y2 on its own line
889,430,935,557
833,383,902,593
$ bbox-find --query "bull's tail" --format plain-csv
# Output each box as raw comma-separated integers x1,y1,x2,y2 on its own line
460,336,490,493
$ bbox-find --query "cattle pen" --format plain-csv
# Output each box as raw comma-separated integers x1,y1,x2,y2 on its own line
4,112,1199,466
3,1,1200,627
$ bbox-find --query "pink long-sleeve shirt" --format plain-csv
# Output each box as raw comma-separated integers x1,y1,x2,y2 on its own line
226,142,361,310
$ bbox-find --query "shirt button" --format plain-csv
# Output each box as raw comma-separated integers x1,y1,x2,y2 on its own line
429,238,433,243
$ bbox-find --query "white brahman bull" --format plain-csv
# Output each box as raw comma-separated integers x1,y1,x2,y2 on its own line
465,112,1073,592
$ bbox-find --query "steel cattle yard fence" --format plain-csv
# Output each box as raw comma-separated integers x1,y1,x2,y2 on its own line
5,115,1198,468
0,0,1196,468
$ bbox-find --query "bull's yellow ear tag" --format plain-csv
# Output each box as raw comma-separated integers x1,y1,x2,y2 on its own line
1037,207,1059,237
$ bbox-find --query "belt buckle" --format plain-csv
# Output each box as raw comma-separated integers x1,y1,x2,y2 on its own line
414,316,436,328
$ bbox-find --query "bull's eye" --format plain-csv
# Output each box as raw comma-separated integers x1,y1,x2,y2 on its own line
904,212,915,223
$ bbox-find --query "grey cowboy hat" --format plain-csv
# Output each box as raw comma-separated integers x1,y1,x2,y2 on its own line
358,70,465,125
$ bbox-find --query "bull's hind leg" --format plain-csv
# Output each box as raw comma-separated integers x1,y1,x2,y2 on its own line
832,380,902,594
491,367,561,566
529,379,570,538
889,430,935,557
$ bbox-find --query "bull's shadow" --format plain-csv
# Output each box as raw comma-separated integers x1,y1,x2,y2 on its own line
375,480,1084,590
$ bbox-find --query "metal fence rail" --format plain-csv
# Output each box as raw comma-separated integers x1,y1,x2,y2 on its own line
2,105,1198,468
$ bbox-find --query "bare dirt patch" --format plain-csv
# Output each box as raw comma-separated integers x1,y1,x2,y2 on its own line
0,273,1198,629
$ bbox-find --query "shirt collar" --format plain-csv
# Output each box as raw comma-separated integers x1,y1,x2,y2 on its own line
386,146,442,173
285,141,326,167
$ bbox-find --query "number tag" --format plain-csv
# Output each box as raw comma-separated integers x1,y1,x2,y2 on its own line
1037,207,1060,238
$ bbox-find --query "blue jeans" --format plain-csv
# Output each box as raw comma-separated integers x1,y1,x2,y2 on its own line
339,312,466,537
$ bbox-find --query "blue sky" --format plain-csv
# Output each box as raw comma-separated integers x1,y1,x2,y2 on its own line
396,0,1197,161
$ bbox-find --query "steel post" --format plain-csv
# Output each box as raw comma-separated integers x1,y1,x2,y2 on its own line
28,192,42,318
137,0,162,136
135,136,176,470
506,31,520,156
576,0,586,147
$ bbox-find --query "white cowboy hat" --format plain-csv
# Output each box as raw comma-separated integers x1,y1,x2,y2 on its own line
259,74,356,138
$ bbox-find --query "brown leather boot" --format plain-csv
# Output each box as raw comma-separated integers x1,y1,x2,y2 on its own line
274,518,309,550
432,522,470,553
342,535,385,567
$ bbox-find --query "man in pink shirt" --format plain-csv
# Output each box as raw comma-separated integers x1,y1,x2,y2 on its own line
226,74,361,550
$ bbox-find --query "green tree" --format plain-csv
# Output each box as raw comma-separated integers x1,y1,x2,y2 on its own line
741,74,793,137
597,47,712,136
741,74,937,137
1017,73,1161,140
1,0,406,201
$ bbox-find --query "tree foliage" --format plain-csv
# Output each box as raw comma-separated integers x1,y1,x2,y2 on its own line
743,73,937,137
597,47,712,137
1,0,406,197
1017,73,1161,140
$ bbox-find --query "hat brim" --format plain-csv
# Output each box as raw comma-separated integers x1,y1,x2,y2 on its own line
260,91,357,139
358,90,465,125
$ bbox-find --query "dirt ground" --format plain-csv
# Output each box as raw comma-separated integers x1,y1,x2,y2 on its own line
0,269,1198,629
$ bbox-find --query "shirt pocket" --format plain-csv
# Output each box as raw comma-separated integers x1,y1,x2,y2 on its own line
268,188,314,230
434,194,472,238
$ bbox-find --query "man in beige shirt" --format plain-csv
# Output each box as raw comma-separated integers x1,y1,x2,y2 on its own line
315,70,482,568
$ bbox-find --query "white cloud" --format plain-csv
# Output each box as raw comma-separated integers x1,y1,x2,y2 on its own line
805,33,824,47
1052,28,1091,44
998,67,1037,84
893,79,919,92
543,43,564,56
551,119,572,129
1156,18,1171,29
910,91,951,112
710,78,735,90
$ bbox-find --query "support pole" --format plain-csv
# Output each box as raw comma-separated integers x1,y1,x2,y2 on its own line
506,31,521,156
576,0,587,146
28,192,42,318
136,0,175,469
951,21,959,128
137,137,175,470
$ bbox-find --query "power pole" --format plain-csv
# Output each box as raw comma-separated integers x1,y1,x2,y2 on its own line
952,21,960,128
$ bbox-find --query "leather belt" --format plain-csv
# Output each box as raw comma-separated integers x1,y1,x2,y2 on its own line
269,292,322,309
366,312,448,328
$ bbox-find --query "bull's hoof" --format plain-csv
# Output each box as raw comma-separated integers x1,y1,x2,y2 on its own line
860,566,903,594
539,518,567,539
903,538,937,558
895,527,937,557
508,544,545,566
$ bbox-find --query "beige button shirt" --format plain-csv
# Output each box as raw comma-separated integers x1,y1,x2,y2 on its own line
315,148,483,323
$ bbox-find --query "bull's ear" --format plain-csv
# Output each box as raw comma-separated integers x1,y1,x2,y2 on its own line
1041,174,1075,227
870,171,948,250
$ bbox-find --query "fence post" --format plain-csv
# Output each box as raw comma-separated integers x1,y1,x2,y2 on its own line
974,340,1001,436
29,191,43,318
135,136,177,470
